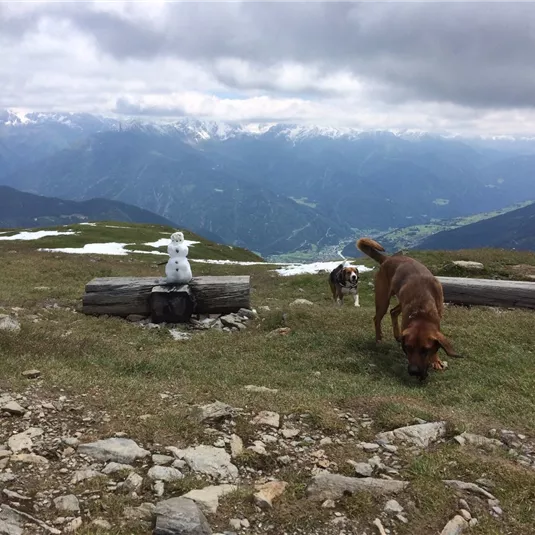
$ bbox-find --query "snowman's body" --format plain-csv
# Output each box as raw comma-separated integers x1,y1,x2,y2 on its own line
165,231,193,284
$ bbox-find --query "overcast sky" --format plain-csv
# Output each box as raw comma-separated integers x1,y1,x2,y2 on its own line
1,1,535,135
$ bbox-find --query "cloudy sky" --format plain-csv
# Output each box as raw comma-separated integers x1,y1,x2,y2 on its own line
1,1,535,135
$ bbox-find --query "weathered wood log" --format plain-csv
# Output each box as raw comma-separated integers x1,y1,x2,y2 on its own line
82,276,250,317
437,276,535,310
151,285,195,323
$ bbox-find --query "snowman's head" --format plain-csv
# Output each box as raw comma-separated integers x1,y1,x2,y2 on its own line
170,231,184,243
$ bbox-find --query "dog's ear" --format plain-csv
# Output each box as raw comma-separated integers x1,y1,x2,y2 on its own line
434,331,463,358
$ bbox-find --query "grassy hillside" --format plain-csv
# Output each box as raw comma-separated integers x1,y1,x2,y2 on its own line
0,229,534,534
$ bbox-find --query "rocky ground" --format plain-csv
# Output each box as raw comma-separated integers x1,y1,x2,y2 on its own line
1,365,534,534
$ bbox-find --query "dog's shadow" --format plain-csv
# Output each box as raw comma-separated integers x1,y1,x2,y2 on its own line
337,336,425,388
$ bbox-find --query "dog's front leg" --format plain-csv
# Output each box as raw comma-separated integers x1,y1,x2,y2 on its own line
354,292,360,307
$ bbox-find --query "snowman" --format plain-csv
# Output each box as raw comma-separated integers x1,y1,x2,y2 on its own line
165,231,193,284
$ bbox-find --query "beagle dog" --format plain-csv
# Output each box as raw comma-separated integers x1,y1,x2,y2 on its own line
329,263,360,307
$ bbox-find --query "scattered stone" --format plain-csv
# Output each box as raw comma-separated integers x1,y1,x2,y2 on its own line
91,518,112,530
196,401,236,423
169,329,192,341
220,314,244,330
290,299,314,307
230,435,244,458
102,462,134,475
1,505,60,535
123,472,144,492
451,261,484,271
247,441,267,456
53,495,80,514
456,432,502,450
123,502,155,523
154,481,165,497
360,442,380,452
376,421,447,448
459,509,471,521
0,504,23,535
443,480,496,500
71,469,103,485
252,411,280,428
21,369,41,379
373,518,388,535
78,437,150,463
182,445,239,481
384,499,404,515
8,427,43,453
0,474,16,484
348,461,373,478
153,497,212,535
229,519,242,530
148,466,184,482
10,453,49,466
182,484,237,514
322,499,336,508
281,427,300,439
244,385,278,394
307,474,408,501
459,499,470,512
319,437,332,446
254,480,288,509
237,308,257,320
439,515,468,535
1,402,25,416
491,505,503,516
153,454,175,466
2,490,30,502
0,315,20,332
64,517,83,533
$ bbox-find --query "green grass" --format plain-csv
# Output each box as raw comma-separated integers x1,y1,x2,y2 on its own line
1,227,535,534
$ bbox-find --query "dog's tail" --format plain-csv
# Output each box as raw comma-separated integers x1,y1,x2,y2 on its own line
356,237,387,264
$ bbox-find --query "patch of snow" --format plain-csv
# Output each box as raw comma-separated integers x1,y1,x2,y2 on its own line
191,259,274,266
79,222,97,226
145,238,199,248
275,261,373,277
0,230,77,241
39,242,131,255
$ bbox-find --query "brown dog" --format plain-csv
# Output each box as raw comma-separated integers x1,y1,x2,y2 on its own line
357,237,461,380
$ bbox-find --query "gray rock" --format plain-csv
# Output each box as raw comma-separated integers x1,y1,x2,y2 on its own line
439,515,469,535
8,427,43,453
64,517,82,533
123,502,155,523
243,385,278,394
182,484,237,514
384,499,404,514
360,442,380,452
307,474,408,501
252,411,280,428
230,435,243,458
220,315,244,330
195,401,235,423
281,427,300,439
21,369,41,379
456,432,502,450
0,474,16,484
452,261,484,271
123,472,144,492
1,402,25,416
376,421,447,448
443,480,496,500
182,446,238,481
153,454,175,466
237,308,257,320
78,437,150,463
71,469,103,485
0,505,23,535
347,461,373,477
54,494,80,513
153,497,212,535
148,466,184,482
290,299,314,307
91,518,112,530
169,330,192,341
102,462,134,475
0,316,20,333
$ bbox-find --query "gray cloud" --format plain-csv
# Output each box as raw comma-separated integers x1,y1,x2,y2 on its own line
5,2,533,109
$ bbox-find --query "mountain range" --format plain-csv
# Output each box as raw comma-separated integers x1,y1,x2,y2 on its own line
418,201,535,251
0,185,179,230
1,109,535,256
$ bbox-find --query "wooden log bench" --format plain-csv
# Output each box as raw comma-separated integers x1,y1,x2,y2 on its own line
437,276,535,310
82,276,250,322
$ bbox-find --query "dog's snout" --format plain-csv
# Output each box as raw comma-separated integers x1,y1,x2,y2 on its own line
408,364,420,376
351,274,357,281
